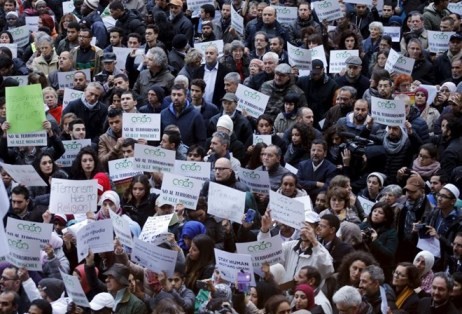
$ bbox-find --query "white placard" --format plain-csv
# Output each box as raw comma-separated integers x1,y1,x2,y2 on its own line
49,179,98,214
272,5,298,24
448,2,462,15
131,238,178,276
133,143,175,173
268,190,305,230
214,249,256,285
329,50,359,74
160,173,202,209
194,40,224,63
6,131,47,147
287,42,311,70
186,0,214,13
57,139,91,168
4,75,28,86
108,157,143,182
383,26,401,42
6,218,53,250
343,0,371,4
235,236,283,277
139,214,173,243
384,49,414,76
74,219,114,261
62,1,75,14
237,168,271,194
60,271,90,307
109,211,133,248
235,84,269,118
0,225,9,258
231,5,244,35
112,47,144,71
208,182,246,223
25,16,40,32
122,113,161,141
417,237,441,258
295,195,314,213
0,163,47,186
9,26,29,47
371,96,406,126
310,45,328,70
428,31,455,53
284,163,298,174
6,233,42,270
0,44,17,58
58,69,91,89
174,160,211,182
253,134,272,145
0,183,8,218
313,0,343,22
63,88,84,110
357,196,375,216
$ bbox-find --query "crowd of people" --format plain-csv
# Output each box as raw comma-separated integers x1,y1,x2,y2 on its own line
0,0,462,313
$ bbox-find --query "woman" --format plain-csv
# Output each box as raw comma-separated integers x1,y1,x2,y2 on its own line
339,30,362,52
31,34,58,75
177,49,203,82
330,174,366,220
178,220,206,256
186,145,206,162
39,14,57,39
397,143,440,181
252,278,283,311
319,186,361,224
392,262,420,314
43,87,62,124
59,112,77,140
451,272,462,311
274,93,300,137
28,299,52,314
283,123,314,168
362,22,383,70
432,82,456,113
324,125,348,166
0,30,13,43
184,234,215,294
108,89,123,110
359,172,386,202
221,40,250,81
69,146,107,183
406,38,434,84
243,58,263,86
369,49,389,75
121,174,157,228
30,151,66,199
264,295,291,314
245,142,267,170
28,71,48,88
336,251,378,288
414,87,440,134
393,74,414,94
413,250,434,295
360,202,398,282
276,173,307,198
292,284,322,313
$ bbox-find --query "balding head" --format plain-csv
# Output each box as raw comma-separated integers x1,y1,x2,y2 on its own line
214,158,233,182
59,51,73,71
262,6,276,24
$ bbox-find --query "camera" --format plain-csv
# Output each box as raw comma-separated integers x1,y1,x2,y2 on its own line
404,168,412,175
94,73,108,83
362,228,373,242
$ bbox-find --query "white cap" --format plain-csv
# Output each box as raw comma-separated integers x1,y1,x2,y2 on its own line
89,293,114,311
442,183,460,199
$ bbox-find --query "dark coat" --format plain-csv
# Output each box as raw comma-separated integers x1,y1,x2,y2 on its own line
335,74,370,102
115,10,146,43
412,58,435,85
192,63,230,109
433,51,452,84
417,297,460,314
168,49,186,75
209,112,253,146
324,236,354,271
440,137,462,179
171,12,194,44
297,158,337,200
245,71,274,91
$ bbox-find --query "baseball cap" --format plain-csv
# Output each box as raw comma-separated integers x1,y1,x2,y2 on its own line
450,33,462,41
90,293,115,311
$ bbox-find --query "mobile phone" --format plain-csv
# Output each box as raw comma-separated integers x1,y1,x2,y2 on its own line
196,280,208,290
418,225,431,239
237,270,251,293
245,209,256,224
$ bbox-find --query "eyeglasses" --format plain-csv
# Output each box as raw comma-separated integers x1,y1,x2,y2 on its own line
392,271,407,278
452,242,462,248
213,167,230,171
436,193,454,200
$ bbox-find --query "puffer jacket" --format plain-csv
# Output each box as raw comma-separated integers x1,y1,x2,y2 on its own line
291,16,321,46
115,10,146,43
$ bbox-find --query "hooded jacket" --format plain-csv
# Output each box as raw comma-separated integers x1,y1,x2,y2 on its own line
423,3,451,31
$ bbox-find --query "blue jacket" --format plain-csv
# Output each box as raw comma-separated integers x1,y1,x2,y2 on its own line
297,159,337,200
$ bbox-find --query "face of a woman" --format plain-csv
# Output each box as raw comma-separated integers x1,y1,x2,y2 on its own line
418,148,433,167
384,192,397,205
0,33,10,43
367,176,380,196
407,42,422,59
188,242,200,261
40,156,53,175
132,182,146,201
452,280,462,297
28,305,43,314
330,196,346,213
112,95,121,108
413,256,426,274
344,36,355,49
349,260,366,285
371,207,386,224
232,48,243,60
392,265,409,287
379,39,390,51
249,63,260,76
291,128,301,145
249,287,258,305
275,301,291,314
281,176,297,197
257,119,272,135
370,27,380,39
102,200,117,216
62,117,73,133
81,153,95,175
40,43,53,58
187,149,202,161
0,105,6,118
415,91,427,106
44,92,57,108
399,81,412,92
377,53,387,67
308,41,319,49
294,291,308,310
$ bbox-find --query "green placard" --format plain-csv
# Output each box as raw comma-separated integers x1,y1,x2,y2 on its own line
6,84,46,134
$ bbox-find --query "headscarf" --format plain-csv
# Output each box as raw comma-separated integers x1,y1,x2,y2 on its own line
413,251,434,275
178,221,206,251
294,284,315,310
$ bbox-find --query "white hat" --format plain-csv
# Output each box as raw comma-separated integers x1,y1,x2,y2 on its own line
217,115,234,133
442,183,460,199
90,293,114,311
367,172,386,187
305,211,320,224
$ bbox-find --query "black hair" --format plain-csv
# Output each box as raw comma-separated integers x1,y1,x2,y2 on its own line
107,108,123,118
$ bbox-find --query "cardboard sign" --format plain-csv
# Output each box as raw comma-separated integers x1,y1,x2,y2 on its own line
57,139,91,167
287,42,311,70
108,157,143,182
269,190,305,230
329,50,359,73
310,45,328,70
371,96,406,126
174,160,211,182
208,182,246,223
159,173,202,209
6,131,47,147
139,214,173,243
428,31,455,53
383,26,401,42
60,271,90,307
58,69,91,89
6,84,45,134
49,179,98,214
73,219,114,261
25,16,40,32
214,249,256,285
133,144,175,173
122,113,161,141
343,0,371,4
131,238,178,276
384,49,414,76
6,218,53,250
272,5,298,24
357,196,375,216
313,0,343,22
0,163,47,186
235,84,270,118
231,5,244,35
9,26,29,47
109,211,133,248
253,134,272,145
0,224,10,258
237,168,271,194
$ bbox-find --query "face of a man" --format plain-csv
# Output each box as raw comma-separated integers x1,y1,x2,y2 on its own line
453,235,462,259
122,145,134,158
0,269,19,293
449,39,462,55
310,143,326,165
254,34,267,50
113,77,129,91
431,277,451,305
316,219,333,240
410,15,424,31
0,292,17,314
298,4,310,20
358,272,379,297
73,73,87,90
171,89,187,111
214,159,232,181
353,102,368,123
355,4,367,15
382,5,393,18
263,57,277,73
110,7,124,19
71,123,86,139
222,100,237,115
261,146,280,169
170,4,182,16
205,47,218,65
221,4,231,19
337,91,353,110
108,115,122,134
299,108,314,126
121,93,137,112
387,125,401,140
377,80,392,98
210,136,227,156
59,52,73,70
429,176,443,194
274,71,290,87
67,27,79,42
269,38,283,54
105,275,123,293
127,37,140,49
262,7,276,24
452,60,462,79
161,134,175,150
440,20,453,32
190,85,203,102
11,193,29,216
84,85,101,105
78,30,92,48
346,64,362,79
110,31,122,46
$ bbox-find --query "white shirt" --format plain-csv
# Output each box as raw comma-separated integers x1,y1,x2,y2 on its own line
203,62,219,103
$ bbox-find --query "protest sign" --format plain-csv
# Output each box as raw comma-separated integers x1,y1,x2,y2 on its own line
122,113,161,141
0,225,9,258
384,49,414,76
6,234,42,270
61,271,90,307
0,183,8,218
310,45,328,70
231,5,244,35
420,84,438,105
7,131,47,147
63,88,84,110
371,96,406,126
160,173,202,209
186,0,213,12
57,139,91,168
62,1,75,14
58,69,91,89
133,143,175,173
75,219,114,261
112,47,144,71
5,75,28,86
0,44,17,58
383,26,401,42
358,196,375,216
235,84,270,118
237,168,271,194
236,236,283,277
6,218,53,250
313,0,342,22
208,182,246,223
287,42,311,70
9,26,29,47
449,2,462,15
417,237,441,258
0,163,47,186
25,16,40,32
272,5,298,24
131,238,178,276
343,0,371,4
295,195,314,213
284,163,298,174
329,50,359,73
6,84,46,134
49,179,98,214
108,157,143,182
174,160,211,182
109,211,133,248
194,40,224,63
428,31,455,53
269,190,305,230
253,134,272,145
214,249,256,285
139,214,173,243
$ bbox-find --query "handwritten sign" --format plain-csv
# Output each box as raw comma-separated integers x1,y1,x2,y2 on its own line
253,134,272,145
60,271,90,307
49,179,98,214
383,26,401,42
139,214,173,243
371,96,406,126
329,50,359,73
174,160,211,182
357,196,375,216
235,84,269,118
238,168,270,194
194,40,224,63
0,163,47,186
214,249,256,285
6,84,45,134
208,182,246,223
58,69,91,89
428,31,455,53
269,190,305,230
384,49,414,76
131,238,178,276
160,173,202,209
109,211,133,248
122,113,161,141
108,157,142,182
272,5,298,24
313,0,343,22
74,219,114,261
57,139,91,167
231,5,244,35
134,143,175,173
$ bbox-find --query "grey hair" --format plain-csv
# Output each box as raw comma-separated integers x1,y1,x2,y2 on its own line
339,86,357,99
433,272,454,291
148,47,168,67
266,144,282,158
212,131,230,147
369,21,384,34
86,82,104,94
184,48,203,65
362,265,385,285
382,184,402,197
230,40,245,51
174,75,189,87
224,72,241,84
333,286,362,307
36,34,53,46
263,51,279,63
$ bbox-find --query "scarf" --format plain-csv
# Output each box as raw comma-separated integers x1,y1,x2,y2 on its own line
404,196,425,238
383,127,408,154
412,159,440,179
396,286,414,309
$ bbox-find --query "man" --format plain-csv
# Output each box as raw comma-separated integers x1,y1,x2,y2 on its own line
70,27,103,76
400,12,429,52
0,267,29,314
440,115,462,180
110,1,146,43
98,108,124,171
169,0,193,44
450,13,461,32
223,72,240,94
246,52,278,91
48,51,75,95
152,0,168,15
121,138,137,158
427,174,447,207
255,145,289,191
68,119,86,140
210,115,245,162
269,36,288,64
95,52,124,94
440,16,456,32
0,290,19,314
104,263,147,313
215,3,240,43
160,128,187,160
249,32,269,60
121,91,138,113
417,273,459,314
73,71,88,91
349,3,377,39
260,63,307,120
133,47,174,100
125,33,145,88
80,0,107,48
104,27,125,53
423,0,451,31
323,86,357,131
139,85,164,113
447,232,462,273
169,34,189,75
5,186,32,222
192,45,230,107
62,82,107,143
333,286,373,314
378,2,397,26
205,131,240,172
335,56,370,99
160,84,206,147
337,99,379,136
317,214,353,271
56,22,80,55
190,78,219,126
297,59,338,127
196,4,216,37
208,93,253,145
196,21,216,44
113,73,130,92
143,24,165,53
448,58,462,86
291,1,320,46
358,265,396,314
363,71,394,107
297,139,337,201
